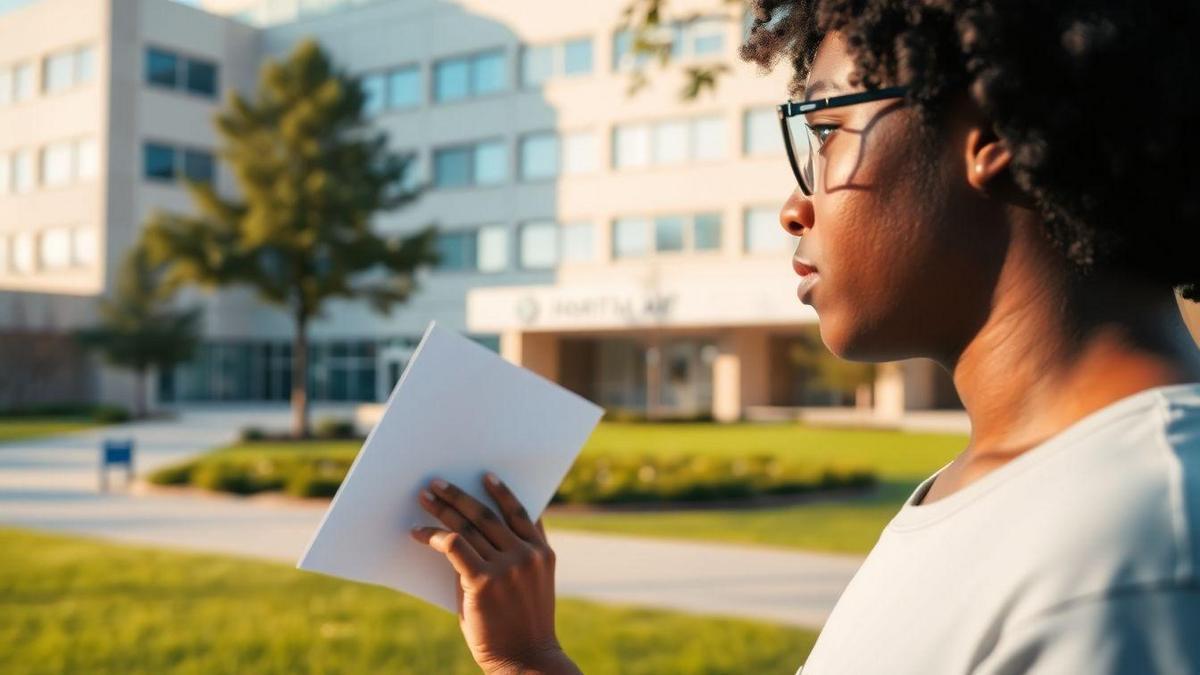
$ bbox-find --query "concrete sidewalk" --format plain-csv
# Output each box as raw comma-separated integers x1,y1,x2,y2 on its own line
0,408,864,629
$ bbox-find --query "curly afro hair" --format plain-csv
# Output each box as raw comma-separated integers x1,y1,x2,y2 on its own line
740,0,1200,301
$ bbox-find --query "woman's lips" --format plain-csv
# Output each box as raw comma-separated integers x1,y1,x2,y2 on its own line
792,256,819,277
793,257,820,304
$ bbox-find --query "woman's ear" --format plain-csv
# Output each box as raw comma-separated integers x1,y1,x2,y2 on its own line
965,127,1012,192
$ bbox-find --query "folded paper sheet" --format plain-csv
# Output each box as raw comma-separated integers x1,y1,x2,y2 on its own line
297,321,604,612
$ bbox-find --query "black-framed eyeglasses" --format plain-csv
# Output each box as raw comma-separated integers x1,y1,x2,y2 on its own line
777,86,909,195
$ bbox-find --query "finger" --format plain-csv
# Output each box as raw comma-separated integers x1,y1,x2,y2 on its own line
410,526,485,579
418,488,497,559
483,472,543,544
429,478,517,550
535,517,548,540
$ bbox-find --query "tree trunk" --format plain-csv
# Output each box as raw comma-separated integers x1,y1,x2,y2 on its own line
291,313,310,439
135,366,148,419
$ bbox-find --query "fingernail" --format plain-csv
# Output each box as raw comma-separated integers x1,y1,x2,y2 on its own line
420,489,435,501
431,479,448,490
485,472,500,486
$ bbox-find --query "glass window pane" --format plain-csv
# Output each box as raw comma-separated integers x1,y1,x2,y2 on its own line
691,18,725,56
477,225,508,272
144,142,176,181
474,140,508,185
183,149,215,183
76,138,99,179
433,146,472,188
76,46,95,83
40,142,73,186
387,66,421,108
146,48,178,88
44,52,74,93
560,222,594,263
13,150,34,193
72,228,98,267
434,57,470,102
745,108,782,156
13,232,35,273
436,231,476,270
745,207,796,253
613,124,650,169
186,59,218,97
520,220,558,269
39,227,71,269
521,45,553,87
612,30,649,70
361,73,385,116
613,217,650,258
519,132,558,181
472,51,507,95
653,120,689,165
694,212,722,251
563,38,593,76
654,216,686,252
693,116,727,160
13,62,34,101
562,131,598,174
0,68,12,106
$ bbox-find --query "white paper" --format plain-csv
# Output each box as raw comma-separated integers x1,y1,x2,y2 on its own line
296,320,604,612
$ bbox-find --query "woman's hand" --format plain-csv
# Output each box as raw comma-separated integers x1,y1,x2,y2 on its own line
410,473,581,675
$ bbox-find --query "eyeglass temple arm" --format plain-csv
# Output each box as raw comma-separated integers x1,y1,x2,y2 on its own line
778,86,909,118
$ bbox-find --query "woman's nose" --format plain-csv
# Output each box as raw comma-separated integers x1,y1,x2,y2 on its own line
778,187,813,238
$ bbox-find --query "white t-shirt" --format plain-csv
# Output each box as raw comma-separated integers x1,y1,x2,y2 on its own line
797,382,1200,674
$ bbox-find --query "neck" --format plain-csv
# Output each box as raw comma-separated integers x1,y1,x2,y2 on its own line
946,223,1200,459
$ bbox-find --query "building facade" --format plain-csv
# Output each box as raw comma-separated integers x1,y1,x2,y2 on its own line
0,0,979,419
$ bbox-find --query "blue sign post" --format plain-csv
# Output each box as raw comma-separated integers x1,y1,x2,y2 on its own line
99,439,135,492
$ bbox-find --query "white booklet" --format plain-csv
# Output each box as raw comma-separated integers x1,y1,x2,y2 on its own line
296,321,604,612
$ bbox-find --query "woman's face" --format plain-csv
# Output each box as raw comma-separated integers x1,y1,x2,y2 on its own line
779,33,1005,364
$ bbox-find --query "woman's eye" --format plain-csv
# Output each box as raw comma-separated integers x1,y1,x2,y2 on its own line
809,124,838,147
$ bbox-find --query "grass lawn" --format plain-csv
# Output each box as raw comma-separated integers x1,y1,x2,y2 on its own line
0,527,816,675
0,418,95,443
162,422,967,555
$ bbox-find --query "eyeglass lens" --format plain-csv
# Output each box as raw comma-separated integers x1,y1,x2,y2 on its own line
785,114,815,194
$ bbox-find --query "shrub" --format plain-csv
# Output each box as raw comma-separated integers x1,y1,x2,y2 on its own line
314,417,356,440
91,405,131,424
147,462,195,486
240,427,267,442
192,462,264,495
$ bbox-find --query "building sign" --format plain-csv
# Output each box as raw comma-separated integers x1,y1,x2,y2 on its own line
514,292,676,327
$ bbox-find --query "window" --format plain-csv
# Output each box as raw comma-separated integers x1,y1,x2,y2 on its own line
561,222,594,263
144,142,176,181
13,232,35,274
519,132,559,181
40,142,73,187
0,67,11,106
39,227,72,269
146,48,178,88
653,120,689,165
433,146,472,188
693,116,727,160
520,221,558,269
434,50,507,102
654,216,686,252
562,131,599,175
745,206,797,253
185,59,218,96
474,140,508,185
612,30,653,71
613,124,651,169
563,38,593,76
76,46,95,83
433,57,470,102
12,150,34,193
13,62,34,102
477,224,508,272
614,18,725,70
472,51,506,95
693,212,722,251
72,227,98,267
613,217,651,258
387,66,421,109
361,73,385,116
436,230,477,271
520,45,554,88
744,108,784,155
43,52,74,93
690,18,726,56
76,138,99,179
183,149,215,183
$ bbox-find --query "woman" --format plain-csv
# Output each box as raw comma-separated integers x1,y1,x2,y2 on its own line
410,1,1200,672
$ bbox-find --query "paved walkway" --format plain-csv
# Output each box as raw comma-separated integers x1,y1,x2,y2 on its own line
0,407,864,629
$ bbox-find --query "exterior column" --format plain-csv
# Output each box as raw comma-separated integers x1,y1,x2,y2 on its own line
873,361,905,420
711,329,770,423
499,330,560,382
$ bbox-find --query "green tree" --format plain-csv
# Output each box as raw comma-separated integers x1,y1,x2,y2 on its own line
787,328,877,406
620,0,743,99
141,39,438,438
76,246,201,419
